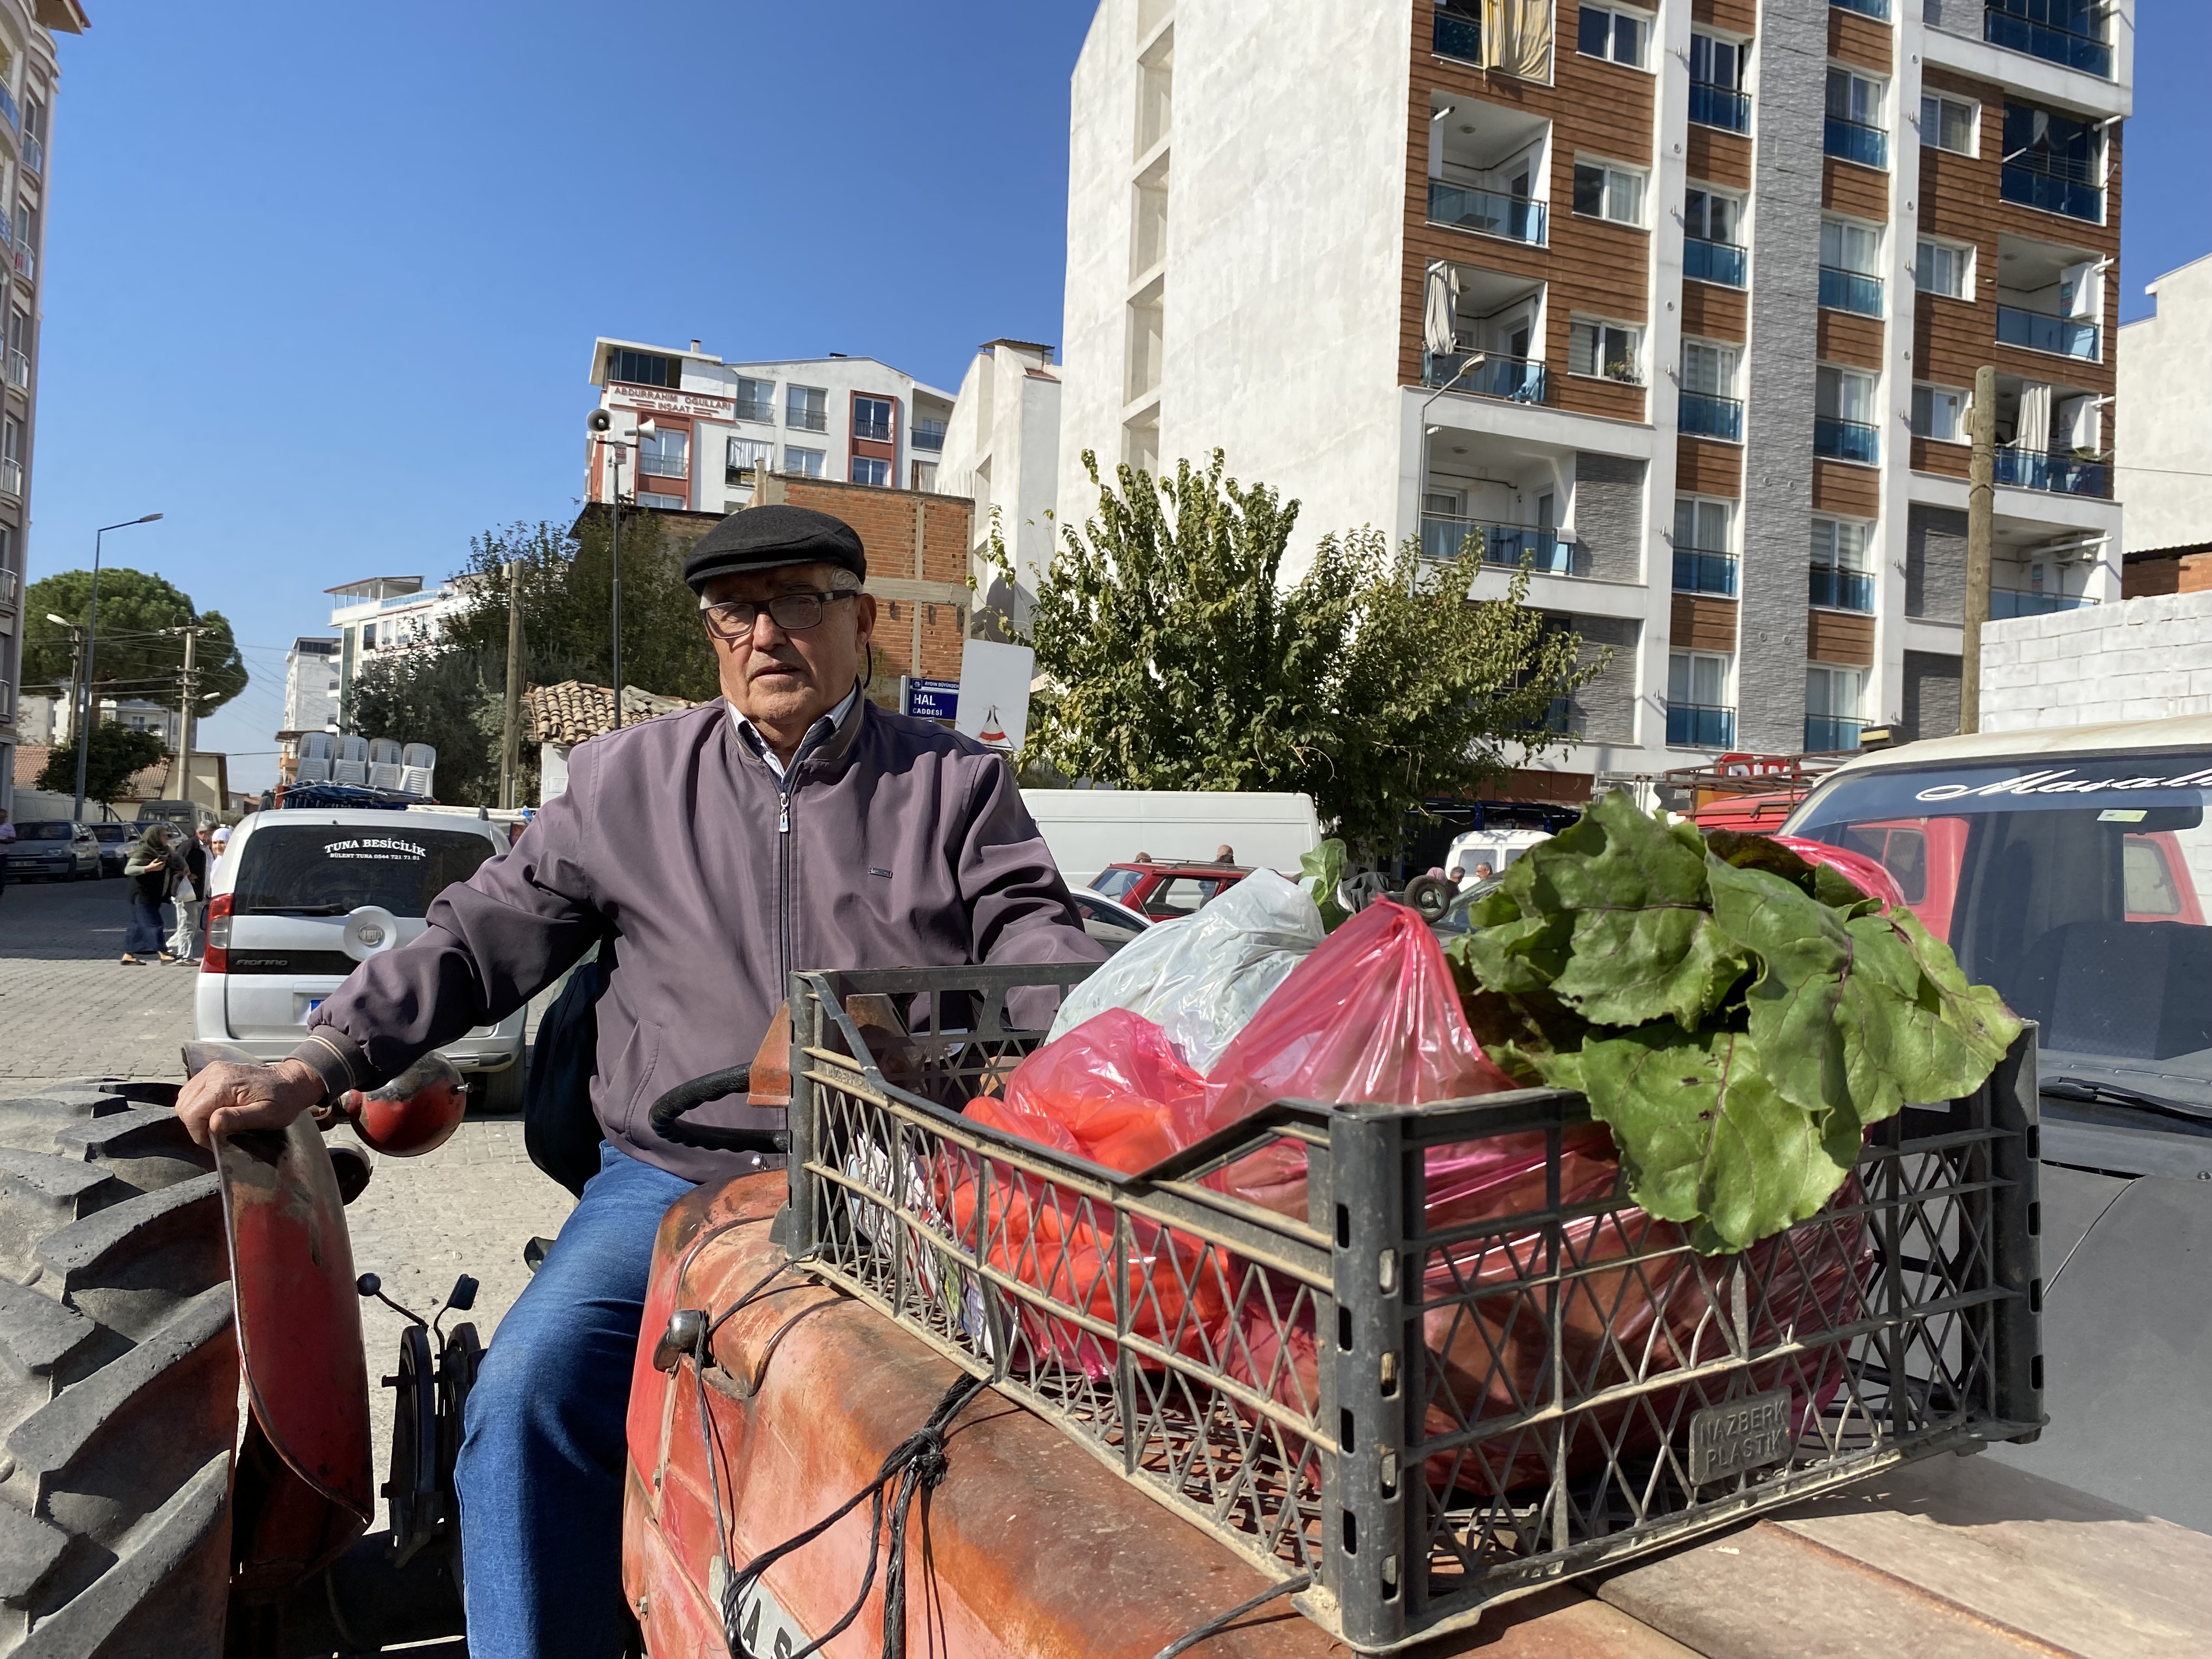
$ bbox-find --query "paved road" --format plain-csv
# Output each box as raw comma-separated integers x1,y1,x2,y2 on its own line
0,869,577,1532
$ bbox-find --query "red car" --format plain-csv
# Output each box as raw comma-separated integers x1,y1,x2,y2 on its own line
1089,860,1254,919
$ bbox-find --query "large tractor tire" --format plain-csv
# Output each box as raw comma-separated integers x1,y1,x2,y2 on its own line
0,1082,235,1658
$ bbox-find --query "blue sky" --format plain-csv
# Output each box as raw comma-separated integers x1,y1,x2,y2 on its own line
27,3,2212,791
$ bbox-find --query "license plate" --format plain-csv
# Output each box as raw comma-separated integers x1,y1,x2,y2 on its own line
714,1560,816,1659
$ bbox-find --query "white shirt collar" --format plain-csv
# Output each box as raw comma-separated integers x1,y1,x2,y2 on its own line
726,683,861,781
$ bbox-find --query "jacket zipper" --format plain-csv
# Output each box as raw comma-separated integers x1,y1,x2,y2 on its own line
777,780,793,994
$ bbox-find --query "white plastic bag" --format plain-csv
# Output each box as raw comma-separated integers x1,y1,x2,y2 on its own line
1051,868,1325,1071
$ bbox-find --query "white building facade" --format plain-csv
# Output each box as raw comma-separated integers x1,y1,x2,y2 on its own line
2117,253,2212,557
584,339,956,517
0,0,83,814
1057,0,2131,787
935,339,1063,621
326,578,461,733
283,635,340,736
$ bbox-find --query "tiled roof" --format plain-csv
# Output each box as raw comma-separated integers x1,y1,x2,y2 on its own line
523,681,701,745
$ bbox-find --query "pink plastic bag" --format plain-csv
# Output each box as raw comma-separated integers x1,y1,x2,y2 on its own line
1176,900,1520,1214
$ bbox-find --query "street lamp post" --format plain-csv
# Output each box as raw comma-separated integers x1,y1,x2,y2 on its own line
72,513,164,822
585,413,654,731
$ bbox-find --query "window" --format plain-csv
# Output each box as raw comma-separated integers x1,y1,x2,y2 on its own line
735,377,776,422
911,460,939,493
1826,67,1888,167
1570,318,1643,382
1805,666,1865,750
1911,385,1970,444
606,348,677,388
1668,651,1734,746
1684,188,1740,245
1681,341,1739,398
853,396,895,443
850,456,890,487
1674,496,1731,554
1810,516,1875,611
1920,93,1977,156
638,425,689,478
1573,160,1646,226
1820,218,1881,276
1826,67,1884,129
1578,5,1649,69
726,437,773,483
1916,238,1973,300
1689,32,1745,91
1816,365,1876,426
637,491,687,511
783,446,825,477
787,385,828,432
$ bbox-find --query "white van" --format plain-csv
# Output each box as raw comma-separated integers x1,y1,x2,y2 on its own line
195,807,527,1111
1443,826,1554,883
1020,789,1323,889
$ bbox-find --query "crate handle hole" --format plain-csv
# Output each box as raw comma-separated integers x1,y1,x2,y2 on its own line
1340,1408,1356,1454
1380,1352,1398,1397
1338,1306,1353,1352
1378,1250,1396,1295
1383,1554,1400,1601
1336,1204,1351,1249
1341,1510,1358,1555
1380,1449,1398,1497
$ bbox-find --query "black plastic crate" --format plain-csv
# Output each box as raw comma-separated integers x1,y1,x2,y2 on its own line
783,964,2044,1651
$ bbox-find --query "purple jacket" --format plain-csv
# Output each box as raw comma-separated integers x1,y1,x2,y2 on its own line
290,695,1103,1183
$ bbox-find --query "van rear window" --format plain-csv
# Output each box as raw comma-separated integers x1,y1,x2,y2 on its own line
232,825,496,917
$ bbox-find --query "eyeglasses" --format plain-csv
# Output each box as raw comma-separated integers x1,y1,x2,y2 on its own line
698,588,858,639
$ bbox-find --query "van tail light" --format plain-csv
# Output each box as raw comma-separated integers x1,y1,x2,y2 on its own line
202,893,232,973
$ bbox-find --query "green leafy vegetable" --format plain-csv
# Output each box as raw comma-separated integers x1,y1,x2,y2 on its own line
1444,789,2026,1252
1299,838,1350,932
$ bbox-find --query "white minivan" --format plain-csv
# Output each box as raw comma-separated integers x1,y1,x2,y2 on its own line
195,807,527,1111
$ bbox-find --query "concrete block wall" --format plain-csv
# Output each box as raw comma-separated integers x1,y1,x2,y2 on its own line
1980,589,2212,732
1572,454,1645,581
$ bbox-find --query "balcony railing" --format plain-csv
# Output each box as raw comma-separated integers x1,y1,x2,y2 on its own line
21,137,37,174
2001,151,2102,223
1985,0,2114,78
1833,0,1891,15
1996,304,2100,359
0,84,18,136
1684,236,1746,287
1805,715,1866,751
1819,266,1885,317
1810,566,1876,611
1690,82,1751,132
11,244,31,283
1432,9,1483,63
853,419,894,443
1815,416,1880,464
1673,548,1739,596
1668,704,1737,747
637,452,688,479
1995,444,2110,496
1427,179,1547,245
787,407,829,432
735,399,776,424
1679,390,1743,441
1423,350,1553,405
725,465,761,487
1538,696,1576,737
912,420,948,452
6,349,25,388
1990,588,2095,618
1420,514,1579,573
0,564,16,605
1,458,21,498
1825,115,1889,169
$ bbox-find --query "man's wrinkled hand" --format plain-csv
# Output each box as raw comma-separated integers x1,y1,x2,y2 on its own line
176,1058,325,1148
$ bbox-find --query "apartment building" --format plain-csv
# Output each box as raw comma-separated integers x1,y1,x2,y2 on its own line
0,0,84,814
935,338,1063,623
2116,252,2212,565
584,338,956,517
283,635,340,735
325,577,461,732
1058,0,2130,786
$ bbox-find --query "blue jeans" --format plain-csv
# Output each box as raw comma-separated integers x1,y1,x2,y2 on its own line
458,1142,695,1657
124,896,173,955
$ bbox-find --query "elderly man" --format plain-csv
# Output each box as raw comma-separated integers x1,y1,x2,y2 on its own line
176,504,1102,1657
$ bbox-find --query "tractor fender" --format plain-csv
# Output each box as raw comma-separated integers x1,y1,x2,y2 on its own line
215,1115,374,1587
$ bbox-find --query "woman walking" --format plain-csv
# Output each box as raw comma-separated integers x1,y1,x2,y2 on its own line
167,826,210,963
122,825,180,966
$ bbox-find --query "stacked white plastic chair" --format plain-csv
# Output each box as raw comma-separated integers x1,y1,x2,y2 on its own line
369,763,406,792
295,758,333,783
401,743,437,771
368,738,403,767
336,735,369,765
332,758,369,786
300,732,337,762
399,766,435,797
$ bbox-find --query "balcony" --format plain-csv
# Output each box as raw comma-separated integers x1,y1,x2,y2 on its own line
1995,444,2109,496
1423,350,1553,405
734,399,776,424
1819,266,1884,317
1990,588,2094,618
637,452,687,480
5,349,24,389
1805,715,1866,752
1810,567,1876,611
913,419,948,452
21,137,37,174
1684,237,1746,287
1673,548,1739,596
1427,179,1547,246
10,245,30,284
1679,390,1743,441
853,417,894,443
0,84,18,136
1815,416,1880,465
1432,8,1482,63
1985,0,2113,78
0,565,15,605
1538,696,1576,737
1825,116,1889,169
787,407,829,433
1996,304,2099,360
1833,0,1891,14
2001,151,2102,223
1668,704,1737,747
1420,514,1579,573
1690,82,1750,133
1,458,20,498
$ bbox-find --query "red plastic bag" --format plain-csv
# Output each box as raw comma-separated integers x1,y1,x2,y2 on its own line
1176,900,1520,1214
946,1009,1223,1375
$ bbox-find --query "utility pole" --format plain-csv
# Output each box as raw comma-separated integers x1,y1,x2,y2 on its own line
169,624,205,803
610,442,624,730
1960,364,1996,735
500,558,523,810
71,513,163,821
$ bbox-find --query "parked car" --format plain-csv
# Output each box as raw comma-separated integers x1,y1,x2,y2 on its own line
1,820,101,882
1068,886,1152,952
1089,860,1253,920
88,821,136,877
194,806,527,1112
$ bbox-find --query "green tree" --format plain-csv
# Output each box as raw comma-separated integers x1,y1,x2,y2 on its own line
1000,452,1599,857
21,569,248,718
35,723,165,806
351,646,507,808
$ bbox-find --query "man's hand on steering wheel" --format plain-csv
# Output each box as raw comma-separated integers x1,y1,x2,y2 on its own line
176,1057,326,1148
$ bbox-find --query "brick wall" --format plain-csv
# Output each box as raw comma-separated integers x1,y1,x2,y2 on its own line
1980,590,2212,732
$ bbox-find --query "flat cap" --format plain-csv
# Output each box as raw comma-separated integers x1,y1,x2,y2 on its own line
683,504,866,591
